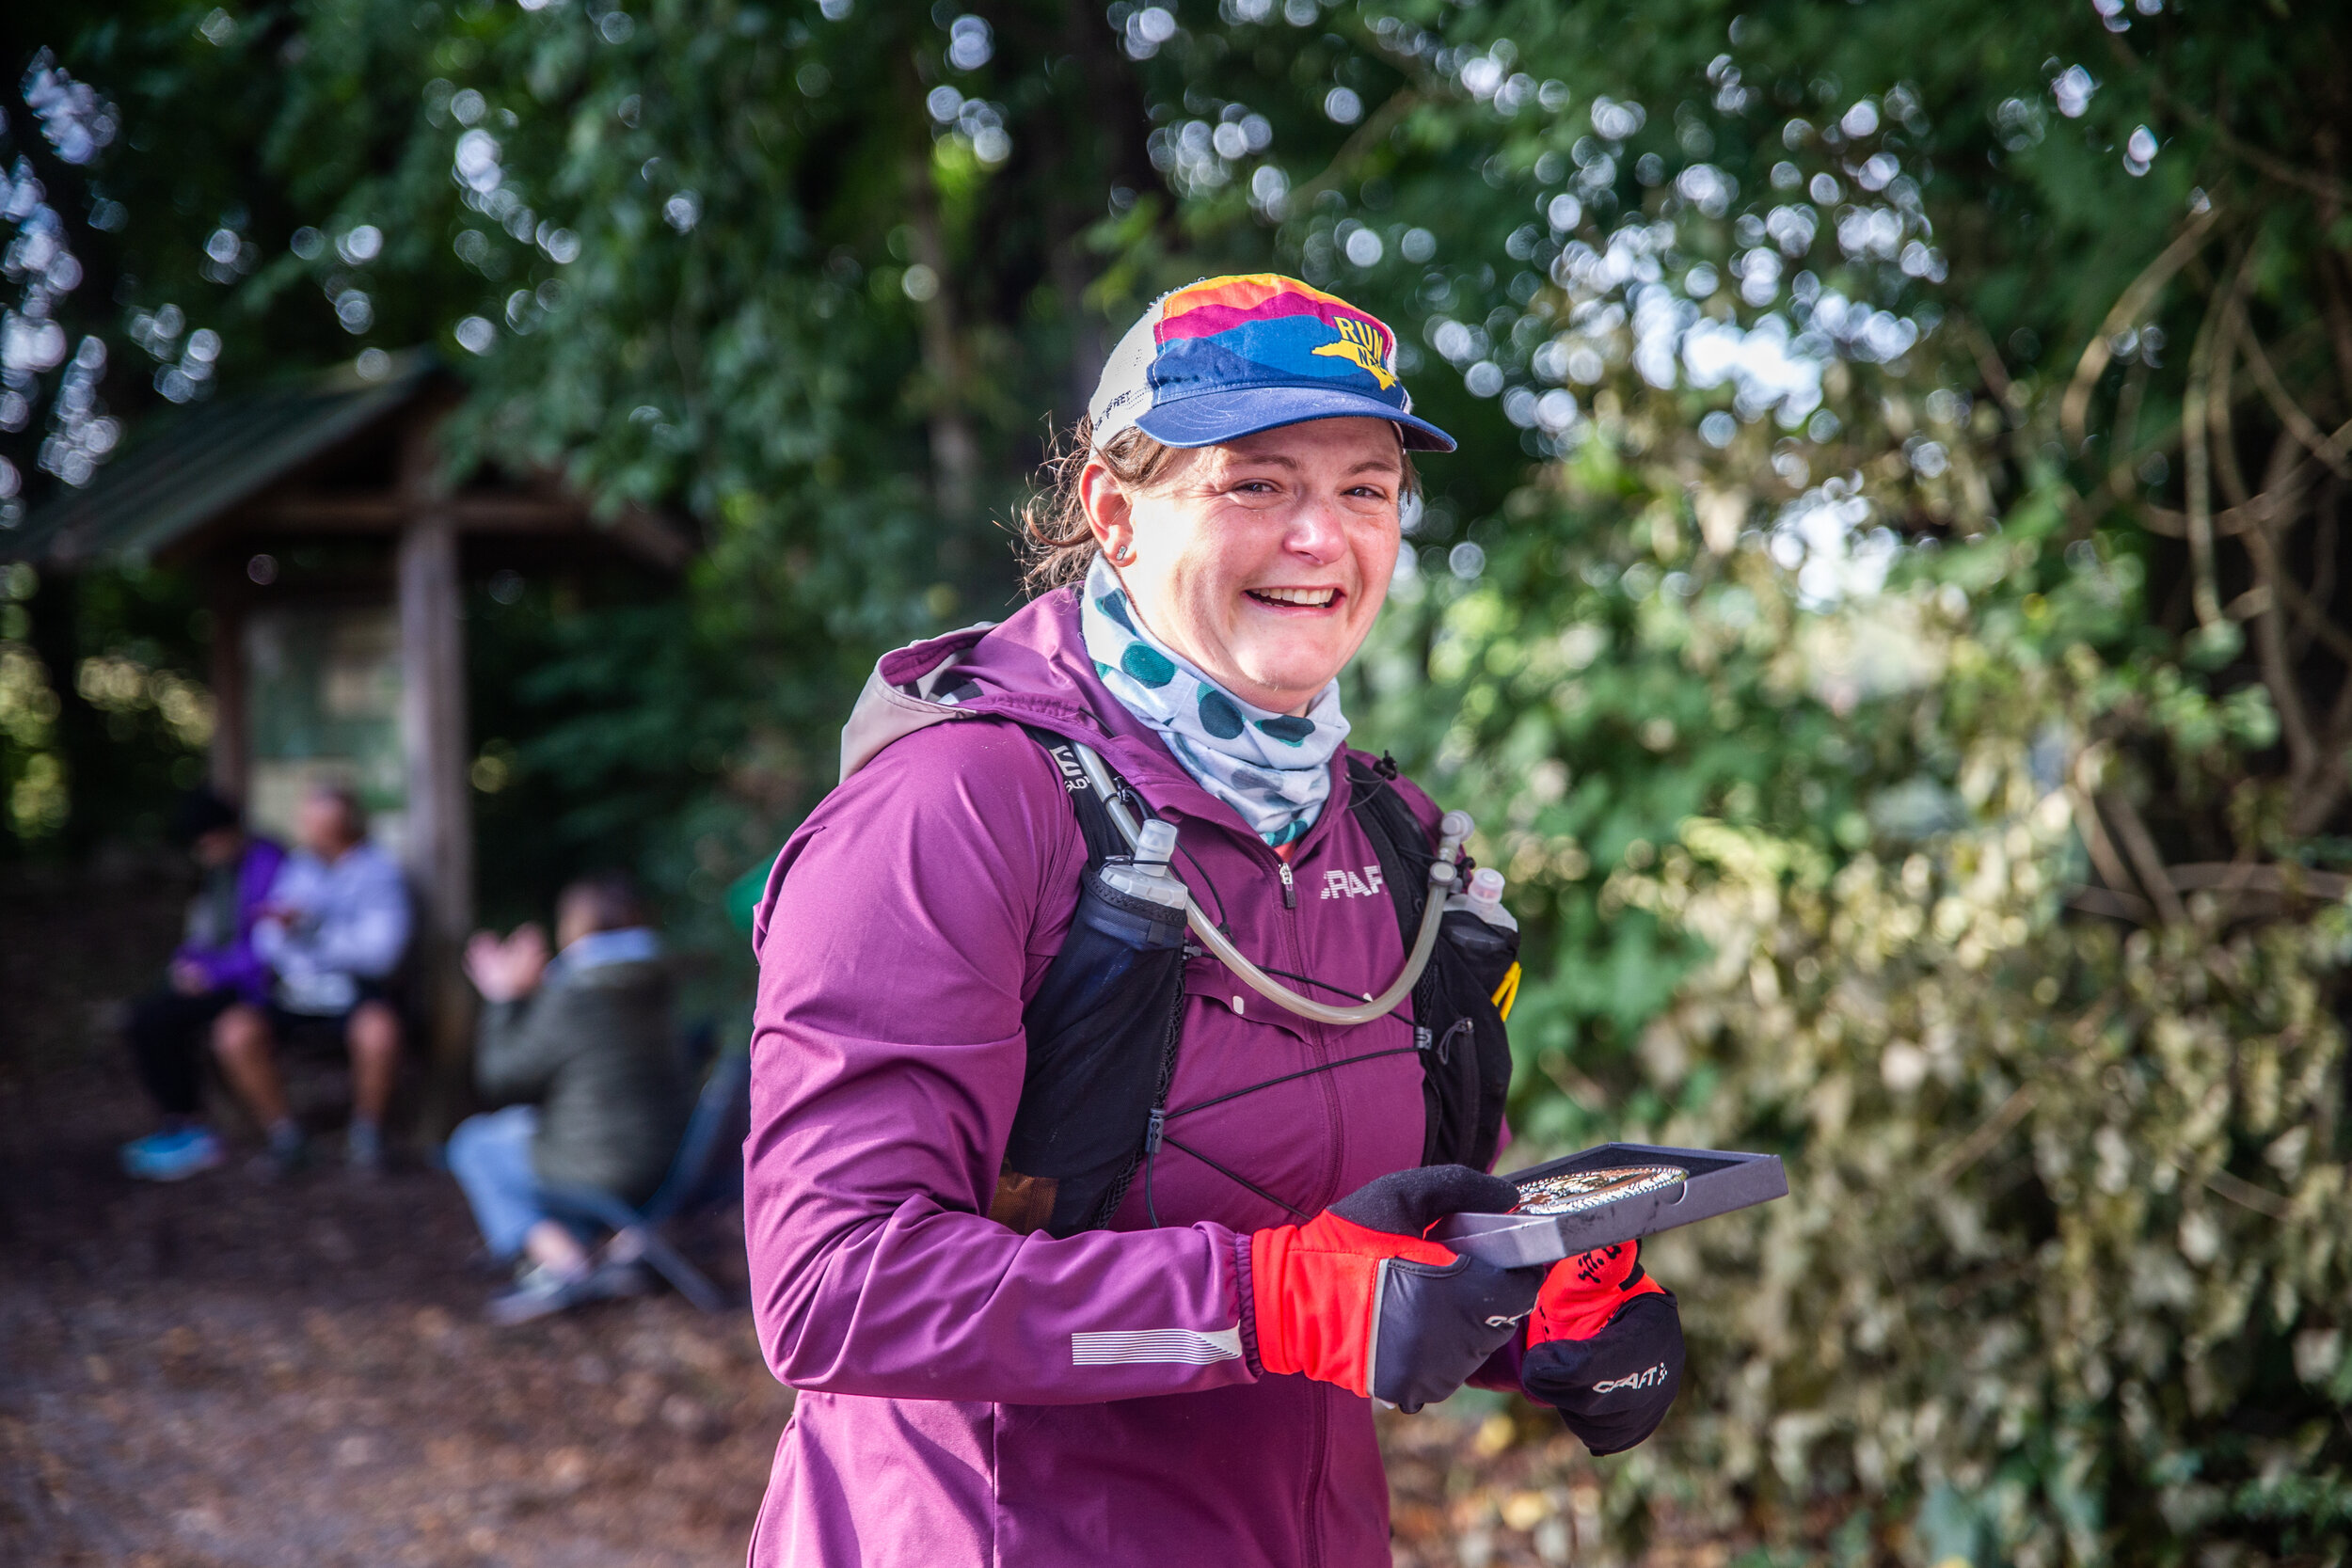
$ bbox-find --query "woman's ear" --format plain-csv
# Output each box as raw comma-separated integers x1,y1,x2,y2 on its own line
1080,458,1136,567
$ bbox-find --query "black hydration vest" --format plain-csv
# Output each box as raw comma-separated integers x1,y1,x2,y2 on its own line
985,728,1519,1238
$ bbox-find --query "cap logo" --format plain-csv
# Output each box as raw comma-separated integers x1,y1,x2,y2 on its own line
1311,316,1396,390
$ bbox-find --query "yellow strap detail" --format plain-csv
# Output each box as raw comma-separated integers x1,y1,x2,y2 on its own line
1490,962,1521,1022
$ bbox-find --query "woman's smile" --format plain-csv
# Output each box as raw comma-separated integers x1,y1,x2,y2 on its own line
1243,584,1341,610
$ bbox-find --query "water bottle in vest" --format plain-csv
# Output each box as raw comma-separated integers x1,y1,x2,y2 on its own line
1449,866,1518,932
1096,819,1189,911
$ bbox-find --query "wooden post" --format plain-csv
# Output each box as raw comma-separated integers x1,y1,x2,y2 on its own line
396,411,473,1137
207,565,247,804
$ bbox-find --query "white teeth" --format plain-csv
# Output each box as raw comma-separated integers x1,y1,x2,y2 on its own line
1251,586,1336,607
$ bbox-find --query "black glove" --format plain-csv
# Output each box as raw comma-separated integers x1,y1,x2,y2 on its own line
1518,1241,1684,1455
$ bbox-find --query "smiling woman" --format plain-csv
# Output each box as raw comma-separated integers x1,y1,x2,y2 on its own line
741,273,1686,1568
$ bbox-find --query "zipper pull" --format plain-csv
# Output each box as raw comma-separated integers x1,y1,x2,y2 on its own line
1276,861,1295,909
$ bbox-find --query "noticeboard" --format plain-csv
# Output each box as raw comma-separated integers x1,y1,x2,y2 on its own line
243,603,406,854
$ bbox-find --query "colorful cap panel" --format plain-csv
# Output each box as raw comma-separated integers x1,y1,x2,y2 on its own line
1089,274,1454,452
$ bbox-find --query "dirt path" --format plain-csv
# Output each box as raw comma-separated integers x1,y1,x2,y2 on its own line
0,1053,788,1568
0,864,787,1567
0,1131,787,1567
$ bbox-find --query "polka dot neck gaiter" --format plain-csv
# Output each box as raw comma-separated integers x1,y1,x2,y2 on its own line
1078,555,1350,848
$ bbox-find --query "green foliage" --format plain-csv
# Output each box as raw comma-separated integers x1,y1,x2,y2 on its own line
0,555,210,856
0,563,67,840
3,0,2348,1557
1184,3,2352,1559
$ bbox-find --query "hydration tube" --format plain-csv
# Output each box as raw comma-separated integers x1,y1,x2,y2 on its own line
1071,740,1462,1028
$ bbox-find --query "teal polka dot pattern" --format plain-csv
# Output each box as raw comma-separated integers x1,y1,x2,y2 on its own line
1255,715,1316,745
1095,589,1138,636
1078,558,1351,847
1196,687,1245,739
1121,642,1177,688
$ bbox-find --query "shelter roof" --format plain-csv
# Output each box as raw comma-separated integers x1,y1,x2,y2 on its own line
3,351,689,569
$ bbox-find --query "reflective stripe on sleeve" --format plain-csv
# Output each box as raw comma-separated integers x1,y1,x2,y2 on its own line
1070,1326,1245,1366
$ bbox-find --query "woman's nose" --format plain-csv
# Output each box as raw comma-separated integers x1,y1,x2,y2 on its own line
1283,496,1348,562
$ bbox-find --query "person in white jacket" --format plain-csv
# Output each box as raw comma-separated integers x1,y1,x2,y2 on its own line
213,784,412,1175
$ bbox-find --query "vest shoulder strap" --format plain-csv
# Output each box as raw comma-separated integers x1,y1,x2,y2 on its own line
1016,724,1129,868
1001,723,1186,1236
1345,752,1435,945
1345,752,1515,1172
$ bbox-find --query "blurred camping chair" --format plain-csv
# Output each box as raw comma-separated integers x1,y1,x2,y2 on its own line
533,1045,750,1313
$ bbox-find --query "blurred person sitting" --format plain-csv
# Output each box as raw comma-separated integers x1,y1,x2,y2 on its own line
212,783,413,1177
448,871,689,1324
118,790,289,1182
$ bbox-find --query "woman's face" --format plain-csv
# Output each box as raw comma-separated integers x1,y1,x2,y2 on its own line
1082,417,1406,715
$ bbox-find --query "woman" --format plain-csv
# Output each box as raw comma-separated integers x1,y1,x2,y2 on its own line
747,275,1684,1566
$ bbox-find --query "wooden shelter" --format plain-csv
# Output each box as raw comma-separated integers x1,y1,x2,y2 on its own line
6,352,691,1089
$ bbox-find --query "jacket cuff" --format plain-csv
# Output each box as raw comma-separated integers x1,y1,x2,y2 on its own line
1232,1231,1264,1377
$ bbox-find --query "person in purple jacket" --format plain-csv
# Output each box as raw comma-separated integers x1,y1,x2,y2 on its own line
746,275,1683,1567
118,789,287,1181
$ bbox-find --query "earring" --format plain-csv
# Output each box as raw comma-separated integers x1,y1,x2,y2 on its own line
1109,544,1136,565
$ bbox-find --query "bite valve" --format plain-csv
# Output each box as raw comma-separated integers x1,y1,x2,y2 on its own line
1429,811,1473,889
1133,818,1179,865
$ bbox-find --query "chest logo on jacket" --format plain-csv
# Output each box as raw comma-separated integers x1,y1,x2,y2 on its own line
1318,865,1386,900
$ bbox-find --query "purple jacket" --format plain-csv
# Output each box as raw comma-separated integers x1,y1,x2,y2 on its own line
174,837,287,1006
746,588,1462,1568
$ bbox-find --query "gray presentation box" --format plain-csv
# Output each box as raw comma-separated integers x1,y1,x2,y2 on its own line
1430,1142,1788,1267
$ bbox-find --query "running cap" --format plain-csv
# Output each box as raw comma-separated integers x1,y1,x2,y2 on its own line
1089,273,1455,453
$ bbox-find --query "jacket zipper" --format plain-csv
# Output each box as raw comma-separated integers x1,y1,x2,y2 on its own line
1293,837,1330,1568
1245,822,1344,1217
1272,845,1346,1218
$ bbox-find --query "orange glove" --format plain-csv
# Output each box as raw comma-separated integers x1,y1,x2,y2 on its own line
1248,1166,1544,1411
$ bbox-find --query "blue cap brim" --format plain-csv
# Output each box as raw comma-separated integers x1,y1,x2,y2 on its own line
1135,386,1457,453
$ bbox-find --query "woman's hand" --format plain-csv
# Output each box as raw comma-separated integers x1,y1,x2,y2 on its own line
1247,1165,1545,1412
463,923,551,1003
1518,1241,1684,1454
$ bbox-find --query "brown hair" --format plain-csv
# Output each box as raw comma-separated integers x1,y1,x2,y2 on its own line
558,869,649,935
1018,417,1189,596
1017,415,1421,598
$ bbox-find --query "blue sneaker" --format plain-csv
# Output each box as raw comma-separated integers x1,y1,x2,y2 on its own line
121,1127,227,1182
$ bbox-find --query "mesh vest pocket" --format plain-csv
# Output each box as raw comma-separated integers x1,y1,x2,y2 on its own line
994,869,1189,1236
1414,910,1519,1171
